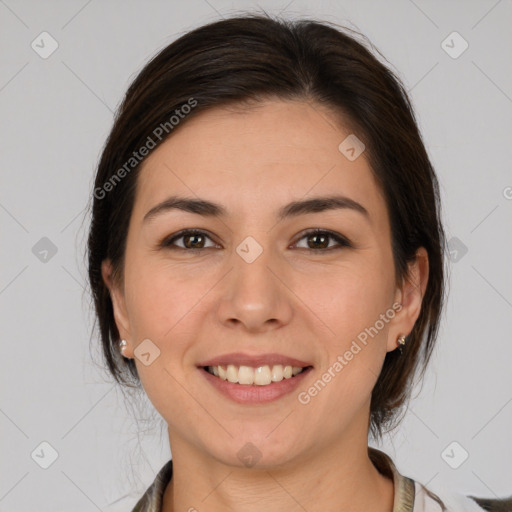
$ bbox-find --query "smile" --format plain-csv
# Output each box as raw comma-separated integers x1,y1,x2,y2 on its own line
199,364,313,404
204,364,308,386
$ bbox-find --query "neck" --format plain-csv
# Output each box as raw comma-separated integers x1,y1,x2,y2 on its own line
162,436,394,512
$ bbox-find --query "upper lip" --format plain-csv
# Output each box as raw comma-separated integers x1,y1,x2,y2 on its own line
198,352,313,368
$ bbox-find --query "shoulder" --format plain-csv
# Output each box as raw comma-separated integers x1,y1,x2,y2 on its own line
368,447,511,512
413,481,512,512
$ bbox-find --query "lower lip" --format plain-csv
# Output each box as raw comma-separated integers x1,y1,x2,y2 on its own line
199,367,313,404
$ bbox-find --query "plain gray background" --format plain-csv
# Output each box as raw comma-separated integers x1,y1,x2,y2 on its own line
1,0,511,510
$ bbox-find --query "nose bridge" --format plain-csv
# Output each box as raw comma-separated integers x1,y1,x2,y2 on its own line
235,238,275,293
216,233,293,330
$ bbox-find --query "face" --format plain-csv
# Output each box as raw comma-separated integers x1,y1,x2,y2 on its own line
103,99,427,469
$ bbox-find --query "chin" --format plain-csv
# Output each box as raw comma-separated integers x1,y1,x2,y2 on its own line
205,431,305,470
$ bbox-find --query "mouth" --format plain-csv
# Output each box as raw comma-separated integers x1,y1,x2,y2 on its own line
197,353,314,404
201,363,313,386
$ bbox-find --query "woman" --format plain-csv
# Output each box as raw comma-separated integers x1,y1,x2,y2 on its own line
87,14,510,512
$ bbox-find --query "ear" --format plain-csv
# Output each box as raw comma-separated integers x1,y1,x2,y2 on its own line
386,247,429,353
101,259,133,358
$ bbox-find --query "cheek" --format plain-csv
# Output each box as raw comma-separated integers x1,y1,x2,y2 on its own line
308,262,394,342
124,261,197,412
301,256,394,405
300,267,392,418
124,255,206,341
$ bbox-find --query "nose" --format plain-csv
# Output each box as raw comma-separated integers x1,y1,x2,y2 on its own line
215,241,293,333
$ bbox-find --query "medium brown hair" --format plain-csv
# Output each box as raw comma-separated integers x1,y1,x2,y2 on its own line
87,13,446,442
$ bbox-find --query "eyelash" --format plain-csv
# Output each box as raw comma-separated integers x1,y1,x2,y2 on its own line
160,228,352,252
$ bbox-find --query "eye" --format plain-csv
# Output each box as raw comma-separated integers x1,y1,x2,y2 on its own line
293,229,352,251
160,228,352,252
160,230,218,250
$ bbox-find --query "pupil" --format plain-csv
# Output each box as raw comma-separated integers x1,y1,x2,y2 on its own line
186,234,203,248
310,234,327,249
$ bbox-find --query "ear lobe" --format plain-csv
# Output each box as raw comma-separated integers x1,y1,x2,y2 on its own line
101,259,131,340
386,247,429,352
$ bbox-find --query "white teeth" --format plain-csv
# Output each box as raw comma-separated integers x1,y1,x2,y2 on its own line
271,364,283,382
254,365,272,385
207,364,305,385
226,364,238,383
238,365,254,385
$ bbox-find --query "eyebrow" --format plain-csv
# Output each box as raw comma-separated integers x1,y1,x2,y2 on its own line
143,194,369,223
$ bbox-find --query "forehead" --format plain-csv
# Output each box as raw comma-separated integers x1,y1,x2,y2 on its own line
132,99,387,224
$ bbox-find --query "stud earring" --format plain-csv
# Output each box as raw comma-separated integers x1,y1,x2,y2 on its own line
119,339,128,357
397,335,406,354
